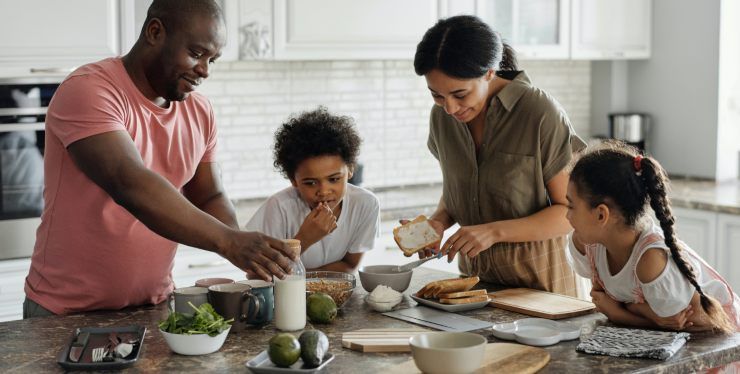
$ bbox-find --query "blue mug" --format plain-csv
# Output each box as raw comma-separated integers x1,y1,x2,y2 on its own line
237,279,274,324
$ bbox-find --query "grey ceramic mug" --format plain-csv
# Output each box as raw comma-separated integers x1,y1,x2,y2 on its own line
237,279,274,324
208,283,263,331
171,286,209,315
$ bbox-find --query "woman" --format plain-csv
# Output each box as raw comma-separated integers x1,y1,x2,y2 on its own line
413,15,585,296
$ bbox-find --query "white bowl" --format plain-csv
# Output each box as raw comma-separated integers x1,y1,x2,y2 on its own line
365,294,402,312
409,332,487,374
491,318,581,346
160,327,230,355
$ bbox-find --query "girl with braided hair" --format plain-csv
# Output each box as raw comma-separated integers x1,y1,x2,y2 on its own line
565,141,738,333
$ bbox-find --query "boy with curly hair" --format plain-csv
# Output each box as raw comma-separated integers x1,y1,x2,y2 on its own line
246,107,380,272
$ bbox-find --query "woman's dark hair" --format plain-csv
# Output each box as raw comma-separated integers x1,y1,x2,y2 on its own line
413,15,518,79
570,141,734,333
273,107,362,180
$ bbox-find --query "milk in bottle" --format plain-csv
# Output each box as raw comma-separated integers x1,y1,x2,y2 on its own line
274,239,306,331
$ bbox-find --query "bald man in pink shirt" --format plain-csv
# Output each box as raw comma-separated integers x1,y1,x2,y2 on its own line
23,0,295,317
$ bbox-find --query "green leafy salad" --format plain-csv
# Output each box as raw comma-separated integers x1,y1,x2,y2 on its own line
158,302,233,337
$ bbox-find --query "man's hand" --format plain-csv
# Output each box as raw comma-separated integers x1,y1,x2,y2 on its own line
440,223,498,262
222,231,295,282
399,218,445,259
295,203,337,249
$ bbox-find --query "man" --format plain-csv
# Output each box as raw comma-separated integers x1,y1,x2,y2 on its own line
23,0,293,318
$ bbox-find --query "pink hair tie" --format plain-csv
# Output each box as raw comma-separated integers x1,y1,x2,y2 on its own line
633,155,643,175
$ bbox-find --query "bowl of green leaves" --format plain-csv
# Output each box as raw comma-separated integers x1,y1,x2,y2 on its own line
158,302,233,355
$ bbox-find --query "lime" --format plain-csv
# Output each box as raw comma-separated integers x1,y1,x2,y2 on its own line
268,333,301,367
306,292,337,324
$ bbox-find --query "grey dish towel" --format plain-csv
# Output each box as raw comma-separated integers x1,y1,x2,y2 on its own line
576,326,690,360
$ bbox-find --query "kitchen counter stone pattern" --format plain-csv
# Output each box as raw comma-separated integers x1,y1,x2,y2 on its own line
2,268,739,373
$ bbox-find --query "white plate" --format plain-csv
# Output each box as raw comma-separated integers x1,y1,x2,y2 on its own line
410,295,489,313
245,350,334,373
491,318,581,346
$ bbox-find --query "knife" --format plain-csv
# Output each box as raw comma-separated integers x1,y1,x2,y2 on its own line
396,251,443,273
68,331,90,363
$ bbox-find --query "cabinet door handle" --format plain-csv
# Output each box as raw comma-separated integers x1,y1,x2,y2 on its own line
29,67,75,74
188,260,229,269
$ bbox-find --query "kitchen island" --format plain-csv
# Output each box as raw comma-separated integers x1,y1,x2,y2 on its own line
1,268,739,373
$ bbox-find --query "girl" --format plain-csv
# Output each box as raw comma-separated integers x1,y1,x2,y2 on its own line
566,142,738,333
412,15,586,296
246,107,380,273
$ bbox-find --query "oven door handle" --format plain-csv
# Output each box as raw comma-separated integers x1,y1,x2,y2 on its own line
30,67,75,74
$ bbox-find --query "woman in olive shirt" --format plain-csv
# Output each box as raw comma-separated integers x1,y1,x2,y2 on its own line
413,15,586,296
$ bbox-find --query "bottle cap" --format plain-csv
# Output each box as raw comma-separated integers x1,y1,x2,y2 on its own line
282,239,301,249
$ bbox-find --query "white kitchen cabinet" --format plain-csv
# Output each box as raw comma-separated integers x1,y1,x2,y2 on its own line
0,0,122,69
671,207,718,268
717,213,740,292
172,245,246,288
273,0,439,60
571,0,651,59
0,258,31,322
476,0,571,59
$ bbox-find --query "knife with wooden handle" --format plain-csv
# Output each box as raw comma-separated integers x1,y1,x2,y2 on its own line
68,331,90,363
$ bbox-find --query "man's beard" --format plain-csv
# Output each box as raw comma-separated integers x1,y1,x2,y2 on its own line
164,78,187,102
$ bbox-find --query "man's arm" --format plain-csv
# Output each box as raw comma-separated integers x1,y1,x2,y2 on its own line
67,131,293,280
182,162,238,230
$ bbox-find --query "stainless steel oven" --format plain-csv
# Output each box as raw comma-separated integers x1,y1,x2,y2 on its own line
0,76,61,260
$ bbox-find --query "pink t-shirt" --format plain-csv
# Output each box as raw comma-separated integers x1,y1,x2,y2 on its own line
25,58,218,314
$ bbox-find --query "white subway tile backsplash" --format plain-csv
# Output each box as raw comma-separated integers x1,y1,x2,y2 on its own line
203,60,590,199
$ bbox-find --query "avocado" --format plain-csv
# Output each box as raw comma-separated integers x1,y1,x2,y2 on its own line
299,330,329,368
306,292,337,324
268,333,301,367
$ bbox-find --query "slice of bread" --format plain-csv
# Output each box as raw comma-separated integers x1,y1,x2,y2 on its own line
393,215,441,256
414,276,480,298
437,289,487,299
439,295,489,304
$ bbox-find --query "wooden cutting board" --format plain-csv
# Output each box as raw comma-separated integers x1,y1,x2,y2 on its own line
488,288,595,319
391,343,550,374
342,328,431,353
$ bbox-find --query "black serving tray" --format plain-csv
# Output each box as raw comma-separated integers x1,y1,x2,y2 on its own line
57,325,147,371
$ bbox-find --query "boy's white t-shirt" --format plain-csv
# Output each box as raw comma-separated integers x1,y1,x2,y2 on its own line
245,184,380,269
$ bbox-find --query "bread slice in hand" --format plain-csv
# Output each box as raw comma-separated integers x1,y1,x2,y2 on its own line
437,289,487,299
439,294,489,304
393,215,441,256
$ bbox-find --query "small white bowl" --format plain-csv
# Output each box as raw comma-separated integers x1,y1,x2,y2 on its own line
491,318,581,346
160,327,230,355
409,332,487,374
365,294,402,312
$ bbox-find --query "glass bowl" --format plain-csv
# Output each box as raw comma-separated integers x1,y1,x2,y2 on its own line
305,271,356,308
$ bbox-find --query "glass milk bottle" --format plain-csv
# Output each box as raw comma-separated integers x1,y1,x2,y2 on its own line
274,239,306,331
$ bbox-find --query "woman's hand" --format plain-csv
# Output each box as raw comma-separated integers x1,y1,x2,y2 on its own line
399,218,446,258
295,202,337,249
441,223,499,262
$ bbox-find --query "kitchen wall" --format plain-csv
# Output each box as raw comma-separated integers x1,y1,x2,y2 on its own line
199,60,591,200
591,0,740,181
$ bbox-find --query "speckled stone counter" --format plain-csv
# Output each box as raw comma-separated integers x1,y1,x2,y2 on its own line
668,178,740,215
2,268,738,373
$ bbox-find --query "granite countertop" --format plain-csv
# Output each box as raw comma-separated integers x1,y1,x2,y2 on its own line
2,268,739,373
668,178,740,215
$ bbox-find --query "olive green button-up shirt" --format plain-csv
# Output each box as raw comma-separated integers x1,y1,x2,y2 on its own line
427,71,586,295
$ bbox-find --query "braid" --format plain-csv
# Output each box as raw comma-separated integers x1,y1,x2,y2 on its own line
641,158,734,333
